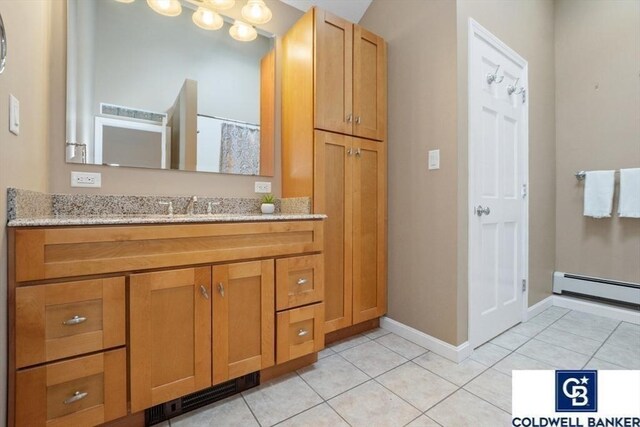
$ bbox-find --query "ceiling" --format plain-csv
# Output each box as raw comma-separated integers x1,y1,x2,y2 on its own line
278,0,374,23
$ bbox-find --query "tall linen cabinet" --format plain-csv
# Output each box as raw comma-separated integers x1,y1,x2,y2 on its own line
282,8,387,334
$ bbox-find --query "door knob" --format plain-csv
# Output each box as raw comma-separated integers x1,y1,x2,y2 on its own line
475,205,490,217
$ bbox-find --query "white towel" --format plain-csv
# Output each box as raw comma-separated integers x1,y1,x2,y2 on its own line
618,168,640,218
583,170,615,218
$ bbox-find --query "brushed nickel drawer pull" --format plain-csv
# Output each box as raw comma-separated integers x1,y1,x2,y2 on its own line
297,329,309,337
297,278,308,286
355,116,361,125
63,315,87,326
200,285,209,300
218,283,225,297
355,148,361,157
63,391,88,405
346,113,353,123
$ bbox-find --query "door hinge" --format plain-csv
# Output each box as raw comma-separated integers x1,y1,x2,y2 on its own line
522,183,528,199
522,279,527,292
522,89,527,104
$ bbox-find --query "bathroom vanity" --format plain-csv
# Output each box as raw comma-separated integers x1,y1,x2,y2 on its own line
6,197,325,426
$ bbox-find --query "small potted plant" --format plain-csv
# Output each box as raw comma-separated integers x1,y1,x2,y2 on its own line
261,194,276,214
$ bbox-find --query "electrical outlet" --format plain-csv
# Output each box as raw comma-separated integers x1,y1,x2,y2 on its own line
71,171,102,188
254,181,271,193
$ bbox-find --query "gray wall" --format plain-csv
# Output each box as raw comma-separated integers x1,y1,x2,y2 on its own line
0,1,53,424
49,0,302,197
555,0,640,283
360,0,461,345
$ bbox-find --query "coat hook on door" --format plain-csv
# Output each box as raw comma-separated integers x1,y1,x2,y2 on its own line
486,65,504,85
507,77,524,95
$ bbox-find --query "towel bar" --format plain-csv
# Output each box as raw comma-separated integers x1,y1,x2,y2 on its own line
575,170,620,181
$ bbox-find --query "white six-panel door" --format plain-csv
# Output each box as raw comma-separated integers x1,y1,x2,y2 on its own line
469,20,529,348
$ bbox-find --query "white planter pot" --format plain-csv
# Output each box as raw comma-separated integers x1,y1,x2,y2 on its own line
261,203,275,214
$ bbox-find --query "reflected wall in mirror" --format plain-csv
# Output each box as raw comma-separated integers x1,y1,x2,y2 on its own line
66,0,275,176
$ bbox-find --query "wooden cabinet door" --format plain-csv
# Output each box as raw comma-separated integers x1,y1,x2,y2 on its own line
314,130,353,333
213,260,274,384
315,9,353,135
352,137,387,323
129,267,212,413
353,25,387,141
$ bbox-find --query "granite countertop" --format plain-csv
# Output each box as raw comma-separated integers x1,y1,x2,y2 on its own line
7,213,326,227
7,188,324,227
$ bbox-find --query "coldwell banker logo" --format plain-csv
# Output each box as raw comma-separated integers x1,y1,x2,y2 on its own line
556,370,597,412
512,370,640,427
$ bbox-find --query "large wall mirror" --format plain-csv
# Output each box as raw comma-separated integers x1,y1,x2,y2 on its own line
66,0,276,176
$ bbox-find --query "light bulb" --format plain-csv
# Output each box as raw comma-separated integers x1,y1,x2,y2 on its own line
241,0,272,25
192,7,224,30
206,0,235,10
146,0,182,16
229,20,257,42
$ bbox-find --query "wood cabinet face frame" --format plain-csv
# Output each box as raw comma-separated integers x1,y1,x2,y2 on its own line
8,219,324,424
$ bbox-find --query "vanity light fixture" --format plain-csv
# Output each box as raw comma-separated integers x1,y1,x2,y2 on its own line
241,0,272,25
192,6,224,30
206,0,235,10
229,19,257,42
116,0,267,42
146,0,182,17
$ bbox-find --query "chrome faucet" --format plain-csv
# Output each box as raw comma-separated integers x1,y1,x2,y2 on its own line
186,196,198,215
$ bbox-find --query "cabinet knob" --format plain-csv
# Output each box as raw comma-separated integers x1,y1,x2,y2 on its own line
355,116,361,125
62,315,87,326
297,278,308,286
200,285,210,300
63,391,88,405
297,329,309,337
346,113,353,123
347,148,353,156
217,283,225,297
355,148,361,157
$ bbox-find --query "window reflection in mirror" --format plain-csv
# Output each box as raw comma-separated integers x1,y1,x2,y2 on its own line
66,0,275,176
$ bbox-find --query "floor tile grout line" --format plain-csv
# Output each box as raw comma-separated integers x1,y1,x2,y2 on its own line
372,363,433,413
581,320,624,369
512,309,616,368
403,412,444,427
461,386,512,416
372,333,430,360
323,398,355,427
295,362,366,402
240,393,265,427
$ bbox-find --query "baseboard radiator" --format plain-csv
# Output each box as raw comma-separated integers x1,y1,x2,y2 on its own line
553,272,640,309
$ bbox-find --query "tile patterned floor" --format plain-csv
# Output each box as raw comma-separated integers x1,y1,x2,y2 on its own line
164,307,640,427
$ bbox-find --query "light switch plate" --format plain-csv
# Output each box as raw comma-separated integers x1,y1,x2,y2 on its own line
71,171,102,188
9,94,19,135
428,149,440,170
254,181,271,193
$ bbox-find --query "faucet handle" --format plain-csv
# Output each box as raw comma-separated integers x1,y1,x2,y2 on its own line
159,201,174,216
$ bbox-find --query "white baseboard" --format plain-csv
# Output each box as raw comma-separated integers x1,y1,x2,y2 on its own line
380,317,471,363
553,295,640,325
524,296,554,321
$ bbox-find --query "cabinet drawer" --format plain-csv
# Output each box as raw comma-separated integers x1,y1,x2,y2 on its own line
276,255,324,311
276,303,324,364
15,277,125,368
15,348,127,427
